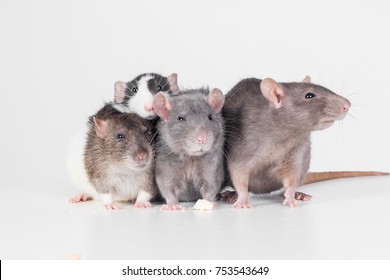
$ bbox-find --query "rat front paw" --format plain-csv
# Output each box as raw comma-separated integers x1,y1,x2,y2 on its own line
104,203,121,210
69,194,92,203
134,201,152,208
233,200,252,209
160,204,184,211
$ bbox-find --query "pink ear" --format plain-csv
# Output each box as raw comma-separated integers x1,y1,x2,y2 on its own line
260,78,285,109
93,117,108,139
153,92,172,122
167,73,179,94
207,88,225,113
114,81,127,103
302,75,311,83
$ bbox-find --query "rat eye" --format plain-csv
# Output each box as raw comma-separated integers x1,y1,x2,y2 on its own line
117,134,125,139
178,116,186,122
305,92,316,99
132,87,138,93
157,85,163,91
208,114,213,121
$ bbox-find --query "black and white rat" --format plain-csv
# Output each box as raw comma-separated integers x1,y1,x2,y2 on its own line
222,76,388,208
112,73,179,119
153,88,225,210
68,104,157,210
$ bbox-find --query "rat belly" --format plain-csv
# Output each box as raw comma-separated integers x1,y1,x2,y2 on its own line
247,168,284,194
176,159,203,202
104,166,151,201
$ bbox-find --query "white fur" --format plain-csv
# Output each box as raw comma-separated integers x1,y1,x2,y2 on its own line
135,190,153,203
128,75,156,119
67,132,100,199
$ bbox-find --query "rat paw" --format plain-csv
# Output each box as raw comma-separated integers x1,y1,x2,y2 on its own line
69,194,92,203
134,201,152,208
283,198,298,208
104,203,121,210
295,191,312,201
217,191,238,203
233,200,252,209
160,204,184,211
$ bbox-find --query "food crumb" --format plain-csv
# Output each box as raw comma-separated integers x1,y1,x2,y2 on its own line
193,199,214,210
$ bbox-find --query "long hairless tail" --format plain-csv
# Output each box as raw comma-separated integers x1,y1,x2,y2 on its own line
304,171,389,185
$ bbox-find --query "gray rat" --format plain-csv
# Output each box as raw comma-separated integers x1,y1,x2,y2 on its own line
68,104,157,210
153,88,225,210
112,73,179,119
222,76,381,208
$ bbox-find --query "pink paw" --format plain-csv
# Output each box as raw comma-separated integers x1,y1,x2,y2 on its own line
69,194,92,203
283,198,298,208
160,204,184,211
233,200,252,209
295,191,312,201
134,201,152,208
105,203,121,210
217,191,238,203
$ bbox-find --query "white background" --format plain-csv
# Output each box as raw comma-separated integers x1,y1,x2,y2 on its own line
0,0,389,261
0,0,389,190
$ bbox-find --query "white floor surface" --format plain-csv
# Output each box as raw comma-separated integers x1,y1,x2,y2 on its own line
1,176,389,260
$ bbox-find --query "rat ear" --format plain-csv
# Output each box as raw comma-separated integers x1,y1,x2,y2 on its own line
93,117,108,139
153,92,172,122
114,81,127,103
167,73,179,94
207,88,225,113
260,78,285,109
302,75,311,83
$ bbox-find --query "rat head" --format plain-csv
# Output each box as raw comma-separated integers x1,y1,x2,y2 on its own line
260,76,351,131
93,113,154,170
113,73,179,119
153,88,225,156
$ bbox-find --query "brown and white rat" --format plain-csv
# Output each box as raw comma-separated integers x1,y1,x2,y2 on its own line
112,73,179,119
153,88,225,210
222,76,388,208
68,104,157,210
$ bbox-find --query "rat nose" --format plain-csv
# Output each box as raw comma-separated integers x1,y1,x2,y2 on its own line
144,103,154,112
135,150,149,161
342,102,351,112
197,131,207,145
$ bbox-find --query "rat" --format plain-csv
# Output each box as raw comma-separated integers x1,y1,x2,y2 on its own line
222,76,389,208
112,73,179,119
68,104,157,210
152,88,225,210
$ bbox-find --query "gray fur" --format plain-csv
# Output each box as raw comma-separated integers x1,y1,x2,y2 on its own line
223,77,350,206
155,89,225,205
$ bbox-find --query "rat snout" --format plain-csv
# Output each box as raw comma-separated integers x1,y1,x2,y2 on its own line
342,101,351,113
197,130,208,145
144,103,154,113
133,147,150,164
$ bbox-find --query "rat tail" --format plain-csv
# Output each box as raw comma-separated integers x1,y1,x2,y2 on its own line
303,171,389,184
